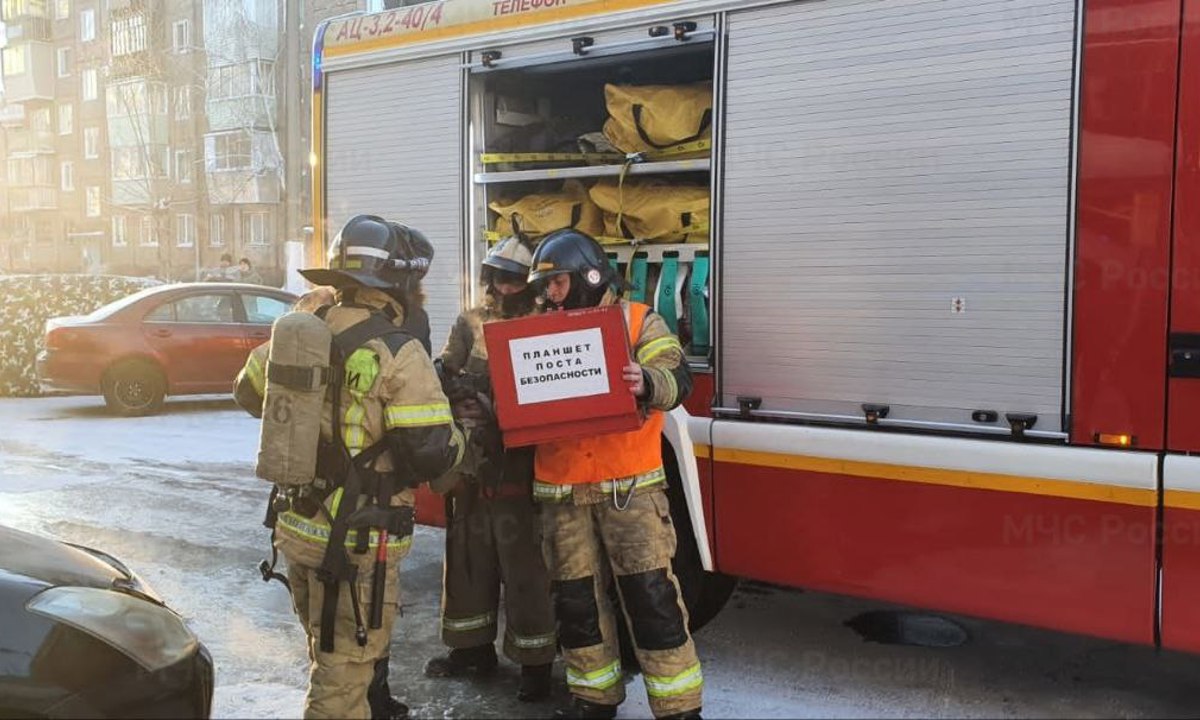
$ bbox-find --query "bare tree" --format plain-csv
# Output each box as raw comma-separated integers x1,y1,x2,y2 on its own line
105,3,211,279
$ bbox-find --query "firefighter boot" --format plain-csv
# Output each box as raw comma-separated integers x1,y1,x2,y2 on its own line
424,644,499,678
552,698,619,720
517,663,553,702
367,657,409,720
658,711,703,720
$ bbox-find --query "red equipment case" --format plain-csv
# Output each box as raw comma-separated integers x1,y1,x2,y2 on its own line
482,305,643,447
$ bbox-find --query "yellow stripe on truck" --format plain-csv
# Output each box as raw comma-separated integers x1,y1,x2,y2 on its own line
1165,490,1200,512
694,443,1157,508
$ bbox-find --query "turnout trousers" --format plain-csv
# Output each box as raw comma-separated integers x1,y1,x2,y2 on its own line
540,487,703,718
440,485,557,665
281,532,411,720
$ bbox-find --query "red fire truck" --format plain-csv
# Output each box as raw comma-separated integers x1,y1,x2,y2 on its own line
310,0,1200,652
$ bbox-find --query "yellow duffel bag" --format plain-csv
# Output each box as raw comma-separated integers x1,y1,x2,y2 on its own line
589,178,709,244
602,82,713,156
489,179,604,239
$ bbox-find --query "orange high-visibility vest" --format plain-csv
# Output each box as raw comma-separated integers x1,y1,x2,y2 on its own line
534,301,665,485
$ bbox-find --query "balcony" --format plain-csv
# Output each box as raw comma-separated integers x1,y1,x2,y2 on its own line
10,187,58,212
206,169,281,205
3,15,51,42
7,128,55,155
2,42,55,103
108,9,156,79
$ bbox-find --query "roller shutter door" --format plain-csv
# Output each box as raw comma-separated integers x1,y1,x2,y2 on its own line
719,0,1077,433
325,55,463,353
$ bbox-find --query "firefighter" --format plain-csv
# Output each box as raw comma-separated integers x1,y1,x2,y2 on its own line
234,215,468,720
526,229,701,720
424,234,557,701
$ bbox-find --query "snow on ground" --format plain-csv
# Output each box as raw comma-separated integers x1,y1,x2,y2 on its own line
1,395,1200,718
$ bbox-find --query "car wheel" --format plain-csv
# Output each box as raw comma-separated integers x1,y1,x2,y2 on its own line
664,440,738,632
102,360,166,416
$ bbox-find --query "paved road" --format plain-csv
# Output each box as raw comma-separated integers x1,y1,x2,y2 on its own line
1,395,1199,718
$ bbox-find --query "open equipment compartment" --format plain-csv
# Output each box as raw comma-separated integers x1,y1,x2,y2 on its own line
467,23,716,364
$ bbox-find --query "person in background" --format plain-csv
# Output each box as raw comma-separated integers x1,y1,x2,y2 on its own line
240,257,265,285
202,253,238,282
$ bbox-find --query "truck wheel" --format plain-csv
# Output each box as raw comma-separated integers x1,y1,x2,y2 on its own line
102,360,166,416
664,440,738,632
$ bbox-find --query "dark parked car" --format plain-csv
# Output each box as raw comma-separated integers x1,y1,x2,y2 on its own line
36,282,297,415
0,524,213,717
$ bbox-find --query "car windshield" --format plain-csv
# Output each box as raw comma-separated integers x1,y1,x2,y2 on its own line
83,285,169,321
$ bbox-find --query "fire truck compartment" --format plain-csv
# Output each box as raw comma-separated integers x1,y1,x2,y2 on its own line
716,0,1078,438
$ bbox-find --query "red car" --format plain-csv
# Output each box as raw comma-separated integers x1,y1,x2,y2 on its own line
36,282,298,416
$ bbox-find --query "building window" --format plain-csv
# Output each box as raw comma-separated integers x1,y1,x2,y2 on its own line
176,214,195,247
255,61,277,96
58,104,73,135
175,150,194,183
111,13,148,57
107,81,168,115
56,0,70,20
56,47,71,78
209,214,224,247
60,161,74,191
243,212,269,246
8,157,54,185
174,86,191,120
80,8,96,42
113,146,169,179
84,127,99,159
210,131,252,170
2,0,49,19
30,106,51,132
112,215,127,247
111,148,138,179
207,62,275,100
9,157,54,186
207,65,237,99
2,46,26,77
173,19,191,53
86,186,101,217
82,68,98,101
140,216,158,247
152,84,168,115
10,160,38,188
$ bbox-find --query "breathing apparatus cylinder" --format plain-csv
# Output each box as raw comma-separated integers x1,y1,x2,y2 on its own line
255,311,333,487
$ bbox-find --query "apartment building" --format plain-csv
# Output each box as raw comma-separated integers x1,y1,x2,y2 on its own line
0,0,408,279
1,0,72,272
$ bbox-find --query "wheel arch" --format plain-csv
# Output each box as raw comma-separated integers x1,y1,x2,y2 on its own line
103,353,169,390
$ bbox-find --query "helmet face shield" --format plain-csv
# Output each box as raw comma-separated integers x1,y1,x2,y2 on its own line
487,267,528,288
479,235,536,316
